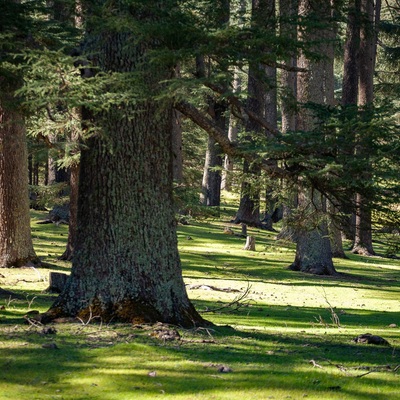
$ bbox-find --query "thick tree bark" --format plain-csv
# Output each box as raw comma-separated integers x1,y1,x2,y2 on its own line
290,0,336,275
0,99,39,268
44,7,206,327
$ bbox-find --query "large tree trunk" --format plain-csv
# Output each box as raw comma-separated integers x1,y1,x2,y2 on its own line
290,0,336,275
0,99,39,268
45,8,206,327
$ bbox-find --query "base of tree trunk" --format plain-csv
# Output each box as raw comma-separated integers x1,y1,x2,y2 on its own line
289,262,338,276
351,245,375,256
39,298,210,328
0,256,41,269
58,247,74,261
243,236,256,251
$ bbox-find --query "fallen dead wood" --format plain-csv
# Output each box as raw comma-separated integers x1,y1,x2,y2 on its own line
187,284,241,293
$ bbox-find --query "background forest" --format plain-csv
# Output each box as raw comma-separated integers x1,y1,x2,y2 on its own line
0,0,399,398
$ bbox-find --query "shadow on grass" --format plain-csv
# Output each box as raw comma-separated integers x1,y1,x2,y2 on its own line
0,319,398,400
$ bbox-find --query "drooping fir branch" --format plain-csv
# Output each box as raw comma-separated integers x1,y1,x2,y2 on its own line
175,100,289,180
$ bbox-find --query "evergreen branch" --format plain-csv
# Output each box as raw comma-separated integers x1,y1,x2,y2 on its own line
174,100,289,180
203,81,281,137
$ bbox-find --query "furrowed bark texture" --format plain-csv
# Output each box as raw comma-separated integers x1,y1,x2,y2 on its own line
47,18,205,326
0,100,38,268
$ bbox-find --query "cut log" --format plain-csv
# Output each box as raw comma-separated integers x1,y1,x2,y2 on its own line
46,272,69,293
243,235,256,251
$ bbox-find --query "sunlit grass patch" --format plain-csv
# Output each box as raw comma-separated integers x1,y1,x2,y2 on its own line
0,207,399,399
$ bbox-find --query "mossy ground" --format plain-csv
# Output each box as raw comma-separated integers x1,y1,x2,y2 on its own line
0,199,399,399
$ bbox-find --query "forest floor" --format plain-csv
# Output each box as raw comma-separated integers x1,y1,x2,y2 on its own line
0,196,399,399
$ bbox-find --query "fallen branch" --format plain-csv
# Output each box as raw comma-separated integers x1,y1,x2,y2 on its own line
200,283,252,313
187,284,241,293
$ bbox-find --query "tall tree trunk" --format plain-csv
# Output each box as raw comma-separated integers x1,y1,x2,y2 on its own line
59,161,79,261
234,0,275,228
261,0,278,230
200,103,225,207
45,6,206,326
341,0,361,241
222,69,241,191
222,0,247,191
352,0,380,256
0,99,39,268
277,0,298,241
199,1,230,207
325,0,346,258
290,0,336,275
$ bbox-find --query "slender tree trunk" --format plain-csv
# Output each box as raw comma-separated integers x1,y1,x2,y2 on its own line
59,161,79,261
341,0,361,241
352,0,380,256
199,1,230,207
44,6,206,326
222,0,247,191
325,0,346,258
290,0,336,275
200,103,225,207
222,69,241,191
172,109,183,183
234,0,275,228
276,0,298,240
0,98,39,268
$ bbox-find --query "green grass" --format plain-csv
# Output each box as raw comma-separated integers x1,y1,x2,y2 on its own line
0,202,399,400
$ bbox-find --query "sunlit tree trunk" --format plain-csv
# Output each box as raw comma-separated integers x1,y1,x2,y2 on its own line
0,98,39,268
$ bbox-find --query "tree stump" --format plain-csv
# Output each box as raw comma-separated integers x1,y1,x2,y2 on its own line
223,226,234,235
47,272,69,293
243,235,256,251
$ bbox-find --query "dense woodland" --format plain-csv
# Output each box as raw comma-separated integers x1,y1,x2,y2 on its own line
0,0,399,325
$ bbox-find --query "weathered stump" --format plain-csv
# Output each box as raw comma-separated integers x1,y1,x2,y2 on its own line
243,235,256,251
46,272,68,293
